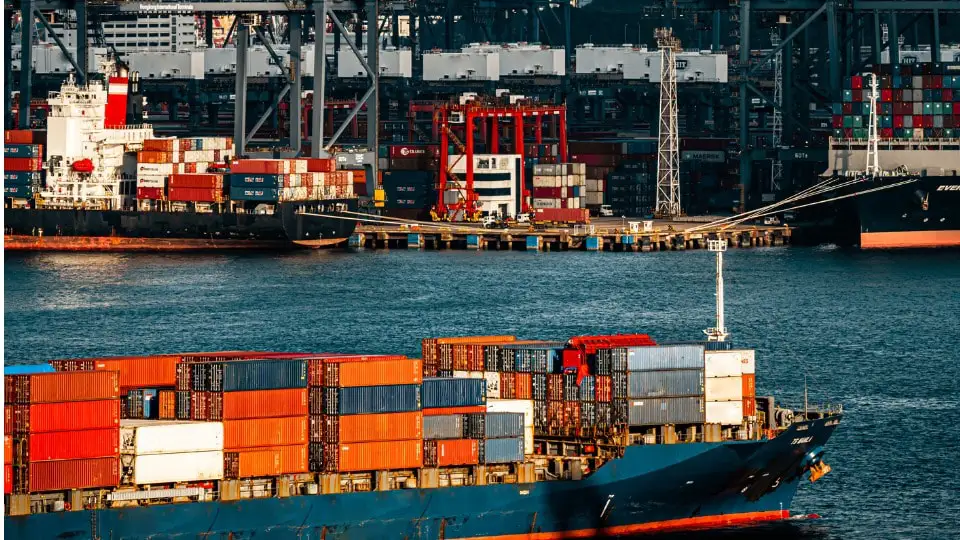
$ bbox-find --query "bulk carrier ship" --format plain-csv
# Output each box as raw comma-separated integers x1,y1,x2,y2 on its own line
819,67,960,248
3,244,842,538
3,71,359,252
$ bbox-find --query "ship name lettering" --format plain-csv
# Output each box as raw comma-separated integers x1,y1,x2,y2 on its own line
791,436,814,445
937,185,960,191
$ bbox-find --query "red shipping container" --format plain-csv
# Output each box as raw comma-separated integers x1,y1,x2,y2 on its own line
224,416,308,449
3,464,10,494
742,374,756,397
167,187,223,203
851,75,863,89
422,406,486,416
12,400,120,434
831,115,843,128
894,116,904,129
743,397,757,417
48,359,95,371
137,187,164,200
4,130,45,144
532,187,566,198
4,406,11,434
852,89,863,102
561,349,583,371
142,139,177,152
955,103,960,115
841,103,854,115
563,401,581,428
223,388,308,420
547,401,564,426
433,439,479,466
923,115,934,128
500,372,517,399
569,154,618,167
26,457,119,492
328,439,422,472
168,173,224,189
93,356,180,388
913,115,924,128
25,428,118,461
326,411,422,443
547,374,564,401
943,90,953,101
4,435,11,464
230,160,285,174
843,129,853,138
595,376,612,403
4,157,43,171
532,208,589,224
9,372,119,404
881,128,893,139
305,158,336,173
515,373,533,400
880,89,892,102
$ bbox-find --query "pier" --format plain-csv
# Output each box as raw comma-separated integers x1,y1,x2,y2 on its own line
350,218,791,252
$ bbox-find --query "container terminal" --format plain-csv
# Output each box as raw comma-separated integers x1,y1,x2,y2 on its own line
3,1,959,250
3,246,843,537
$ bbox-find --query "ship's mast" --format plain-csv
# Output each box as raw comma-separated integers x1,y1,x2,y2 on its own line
704,239,729,342
865,73,881,177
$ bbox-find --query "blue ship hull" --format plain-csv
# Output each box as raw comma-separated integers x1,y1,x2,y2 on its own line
4,416,839,539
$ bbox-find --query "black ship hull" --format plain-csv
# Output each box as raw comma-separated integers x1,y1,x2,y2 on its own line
3,199,360,251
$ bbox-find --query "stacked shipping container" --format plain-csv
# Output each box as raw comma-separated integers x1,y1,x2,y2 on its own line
5,371,121,493
119,420,225,485
4,130,46,200
137,137,234,202
531,163,587,210
229,158,349,203
834,69,960,140
624,345,706,427
704,349,756,422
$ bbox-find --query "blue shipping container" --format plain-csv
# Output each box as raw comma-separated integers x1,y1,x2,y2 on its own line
329,385,422,415
3,364,56,375
627,397,705,426
230,174,281,188
222,359,308,391
229,186,280,201
422,378,486,408
626,345,705,371
4,172,43,185
4,144,42,158
4,185,33,198
482,437,524,464
142,389,159,419
578,376,596,401
484,412,524,438
423,414,465,440
627,370,704,399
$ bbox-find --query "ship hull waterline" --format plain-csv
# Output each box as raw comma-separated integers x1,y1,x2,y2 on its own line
4,416,840,539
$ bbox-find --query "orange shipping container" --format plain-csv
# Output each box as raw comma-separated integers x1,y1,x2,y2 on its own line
228,444,307,478
224,416,308,449
742,374,756,398
25,428,119,461
158,390,176,419
3,464,10,494
423,406,486,416
515,373,533,400
4,157,43,171
223,388,308,420
743,397,757,417
429,439,479,467
305,158,336,173
142,139,177,152
12,400,120,433
93,356,180,388
327,411,422,443
4,130,46,144
137,150,174,163
324,358,422,388
4,436,11,465
8,372,119,404
329,439,423,472
25,457,120,492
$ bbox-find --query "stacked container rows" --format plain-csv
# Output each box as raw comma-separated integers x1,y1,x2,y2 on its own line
136,137,234,202
4,130,46,200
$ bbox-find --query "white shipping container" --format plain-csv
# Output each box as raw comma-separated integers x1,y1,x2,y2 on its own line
704,351,744,378
423,51,500,81
452,371,484,379
587,179,604,192
120,420,224,455
338,48,413,78
705,377,743,402
585,192,604,206
736,350,756,375
280,187,309,201
137,176,166,189
496,46,566,76
485,399,534,455
705,401,743,426
532,175,562,188
131,451,224,485
484,372,501,399
533,198,562,209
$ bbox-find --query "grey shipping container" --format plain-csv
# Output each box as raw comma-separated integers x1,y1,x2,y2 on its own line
627,370,704,398
482,437,524,464
626,345,705,371
223,359,308,391
484,412,524,438
325,384,422,415
423,414,466,440
422,377,486,408
628,397,705,426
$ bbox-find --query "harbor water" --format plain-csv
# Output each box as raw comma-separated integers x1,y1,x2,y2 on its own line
4,247,960,539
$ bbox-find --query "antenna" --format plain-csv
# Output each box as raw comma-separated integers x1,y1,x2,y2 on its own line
704,239,729,342
804,374,809,418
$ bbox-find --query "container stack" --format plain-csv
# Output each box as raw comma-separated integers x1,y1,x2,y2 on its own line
5,371,121,493
4,130,46,200
704,349,755,424
313,356,424,473
834,69,960,140
119,420,225,485
531,163,587,210
625,345,706,427
137,137,234,202
606,160,657,218
167,174,225,204
421,335,517,377
229,158,348,203
4,433,11,495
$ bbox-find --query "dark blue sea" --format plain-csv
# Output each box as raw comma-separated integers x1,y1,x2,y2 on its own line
4,247,960,539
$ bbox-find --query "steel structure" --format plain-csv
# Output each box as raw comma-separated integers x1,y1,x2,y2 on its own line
434,101,567,217
655,27,681,218
768,27,783,194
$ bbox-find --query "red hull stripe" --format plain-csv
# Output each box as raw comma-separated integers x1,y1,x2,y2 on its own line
4,235,293,252
459,510,789,539
861,230,960,249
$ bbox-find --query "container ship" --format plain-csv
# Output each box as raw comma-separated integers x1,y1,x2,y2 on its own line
3,73,359,252
3,249,842,538
819,65,960,249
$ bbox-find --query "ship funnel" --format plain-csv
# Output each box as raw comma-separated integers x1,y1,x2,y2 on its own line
704,239,729,342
